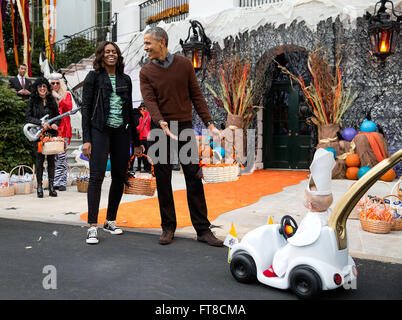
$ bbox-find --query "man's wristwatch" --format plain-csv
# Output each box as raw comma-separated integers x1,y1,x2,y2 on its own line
205,121,214,128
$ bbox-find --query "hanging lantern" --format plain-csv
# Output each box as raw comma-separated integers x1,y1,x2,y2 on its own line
366,0,401,62
180,20,212,72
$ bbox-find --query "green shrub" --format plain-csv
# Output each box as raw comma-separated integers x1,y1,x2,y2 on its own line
0,81,35,172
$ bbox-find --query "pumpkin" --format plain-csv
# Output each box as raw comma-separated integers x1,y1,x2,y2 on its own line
345,153,360,167
346,167,359,180
380,169,396,182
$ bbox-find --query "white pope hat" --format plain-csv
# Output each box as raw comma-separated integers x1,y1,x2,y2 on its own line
307,148,336,195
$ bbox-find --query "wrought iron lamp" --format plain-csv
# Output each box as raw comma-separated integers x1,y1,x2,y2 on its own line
366,0,401,62
180,20,212,72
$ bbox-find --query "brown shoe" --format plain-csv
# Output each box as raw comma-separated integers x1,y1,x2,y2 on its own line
159,230,175,245
197,231,224,247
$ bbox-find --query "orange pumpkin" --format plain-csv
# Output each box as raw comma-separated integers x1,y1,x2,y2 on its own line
380,169,396,182
345,153,360,167
346,167,359,180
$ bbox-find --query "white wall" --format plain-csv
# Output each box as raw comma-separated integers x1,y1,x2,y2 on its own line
115,3,141,42
55,0,96,42
188,0,236,18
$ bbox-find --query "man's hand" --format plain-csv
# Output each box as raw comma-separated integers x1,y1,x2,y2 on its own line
159,121,178,140
82,142,92,159
51,124,58,130
42,122,50,130
207,123,222,141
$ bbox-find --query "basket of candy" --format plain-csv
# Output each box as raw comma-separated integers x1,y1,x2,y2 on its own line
199,137,242,184
77,167,89,193
68,166,81,187
9,165,35,194
39,135,65,155
124,154,156,196
0,171,15,197
359,197,393,234
383,194,402,231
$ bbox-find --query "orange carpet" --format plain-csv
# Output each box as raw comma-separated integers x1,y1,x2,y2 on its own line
80,170,308,228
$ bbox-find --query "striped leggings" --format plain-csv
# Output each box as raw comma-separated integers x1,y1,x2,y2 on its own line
54,151,68,187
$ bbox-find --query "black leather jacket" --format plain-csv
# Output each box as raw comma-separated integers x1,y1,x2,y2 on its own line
81,70,140,145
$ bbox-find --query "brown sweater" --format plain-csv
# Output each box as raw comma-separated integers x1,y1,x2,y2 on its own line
139,54,212,125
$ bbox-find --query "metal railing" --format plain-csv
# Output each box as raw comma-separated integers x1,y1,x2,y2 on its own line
139,0,189,31
44,14,117,71
238,0,284,6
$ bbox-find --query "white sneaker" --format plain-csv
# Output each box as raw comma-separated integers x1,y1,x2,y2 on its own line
86,226,99,244
103,221,123,235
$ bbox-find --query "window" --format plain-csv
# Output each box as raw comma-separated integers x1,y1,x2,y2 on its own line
33,0,43,26
96,0,111,27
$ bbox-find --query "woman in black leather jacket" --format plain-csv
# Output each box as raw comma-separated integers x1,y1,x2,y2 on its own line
25,77,60,198
81,41,143,245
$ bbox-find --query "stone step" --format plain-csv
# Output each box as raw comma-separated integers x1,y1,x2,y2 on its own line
79,58,94,65
69,138,82,148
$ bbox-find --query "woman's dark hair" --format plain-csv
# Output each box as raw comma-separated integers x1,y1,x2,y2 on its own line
30,77,58,112
93,41,125,74
31,77,52,101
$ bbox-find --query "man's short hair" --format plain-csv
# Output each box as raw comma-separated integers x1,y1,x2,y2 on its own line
145,27,168,47
18,64,27,68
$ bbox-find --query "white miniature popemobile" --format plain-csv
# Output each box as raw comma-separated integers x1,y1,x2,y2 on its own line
228,148,402,299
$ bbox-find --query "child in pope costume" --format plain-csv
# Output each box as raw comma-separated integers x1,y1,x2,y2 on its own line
263,148,336,278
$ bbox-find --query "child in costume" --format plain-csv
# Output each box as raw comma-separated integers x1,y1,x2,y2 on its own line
263,148,336,278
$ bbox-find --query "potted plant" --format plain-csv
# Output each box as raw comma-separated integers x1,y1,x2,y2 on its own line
277,43,358,178
206,56,259,130
277,45,358,141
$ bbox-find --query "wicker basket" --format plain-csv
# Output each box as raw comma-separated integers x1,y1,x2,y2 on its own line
68,166,82,187
0,171,15,197
394,177,402,198
124,154,156,196
383,194,402,231
360,218,392,234
359,197,392,234
199,135,242,184
77,167,89,193
202,163,239,183
41,138,65,155
9,165,35,195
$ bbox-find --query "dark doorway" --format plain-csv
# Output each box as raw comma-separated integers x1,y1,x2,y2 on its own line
263,53,313,169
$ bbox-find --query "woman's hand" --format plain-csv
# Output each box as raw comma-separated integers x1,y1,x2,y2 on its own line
83,142,92,159
51,124,58,130
42,122,50,130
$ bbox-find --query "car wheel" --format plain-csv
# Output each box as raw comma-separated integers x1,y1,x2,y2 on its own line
230,253,257,283
289,266,322,299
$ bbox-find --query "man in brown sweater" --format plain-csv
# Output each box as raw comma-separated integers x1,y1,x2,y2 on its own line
140,26,223,247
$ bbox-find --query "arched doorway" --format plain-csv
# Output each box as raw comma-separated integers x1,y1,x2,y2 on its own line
257,47,316,169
